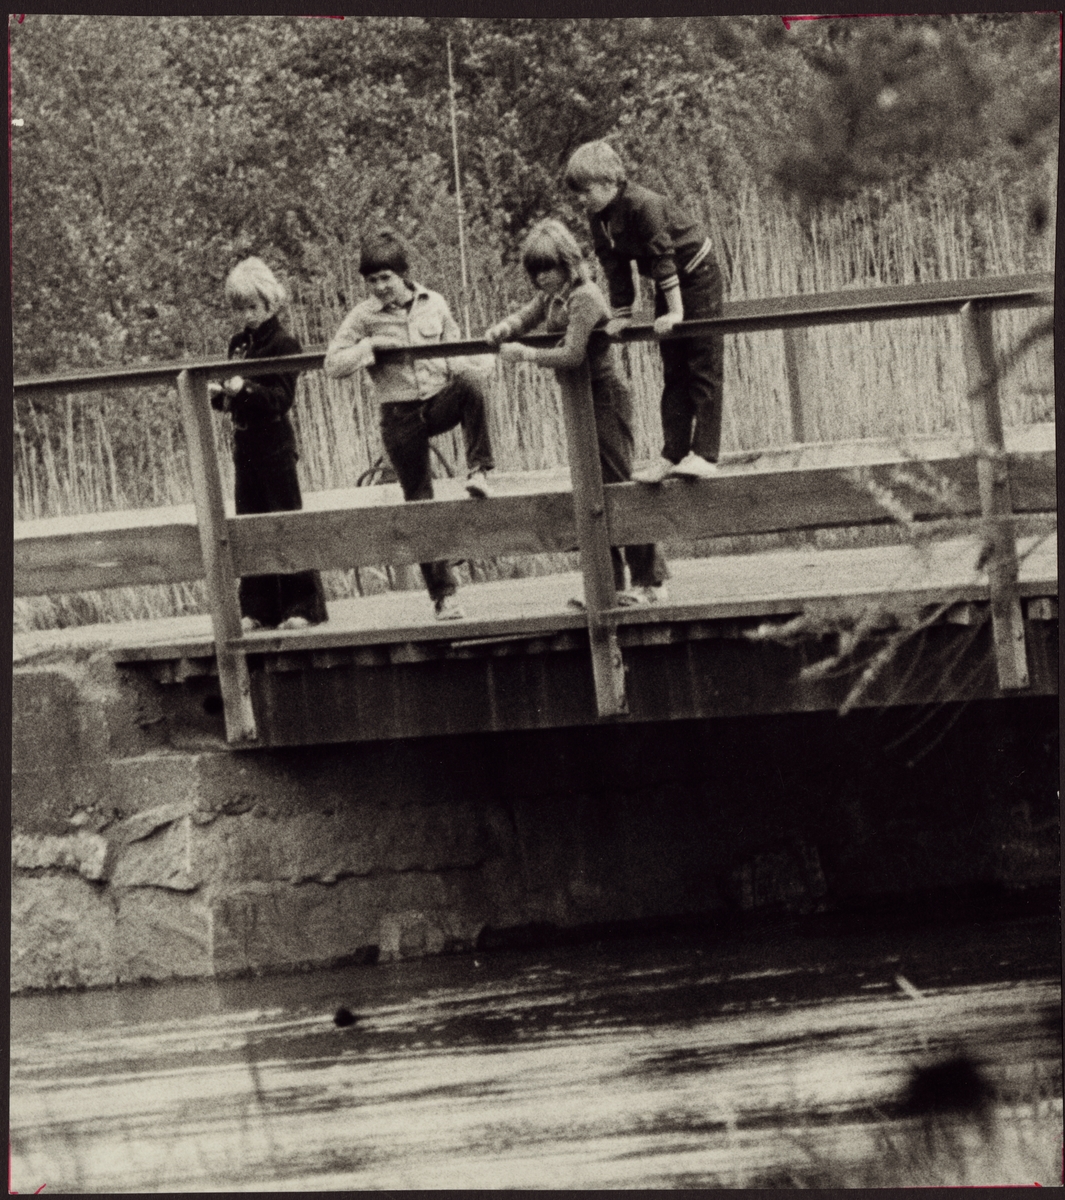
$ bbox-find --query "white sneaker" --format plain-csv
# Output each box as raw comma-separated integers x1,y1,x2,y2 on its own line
632,457,677,484
240,616,263,632
278,615,311,630
465,469,492,498
433,595,465,621
673,453,719,479
619,584,670,606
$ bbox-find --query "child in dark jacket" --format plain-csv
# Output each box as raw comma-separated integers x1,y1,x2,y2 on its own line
485,218,669,605
564,140,725,483
209,257,328,631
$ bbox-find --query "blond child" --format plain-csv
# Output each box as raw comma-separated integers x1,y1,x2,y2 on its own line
209,257,327,631
485,218,668,605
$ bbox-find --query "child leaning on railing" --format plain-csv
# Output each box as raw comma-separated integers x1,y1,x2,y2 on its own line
485,218,669,606
564,140,725,485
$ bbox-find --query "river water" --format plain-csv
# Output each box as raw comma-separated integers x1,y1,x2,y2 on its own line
10,911,1062,1192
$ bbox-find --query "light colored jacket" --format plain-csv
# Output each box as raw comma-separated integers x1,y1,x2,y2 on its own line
324,283,490,402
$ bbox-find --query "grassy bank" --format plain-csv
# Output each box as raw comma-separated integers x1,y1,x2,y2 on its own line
14,177,1053,631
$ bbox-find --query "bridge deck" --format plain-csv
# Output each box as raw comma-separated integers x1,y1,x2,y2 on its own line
14,533,1056,670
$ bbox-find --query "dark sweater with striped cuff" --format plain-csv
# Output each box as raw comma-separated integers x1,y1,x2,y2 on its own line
588,181,709,318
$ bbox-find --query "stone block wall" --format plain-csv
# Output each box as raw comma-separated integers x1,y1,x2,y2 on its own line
11,650,1059,993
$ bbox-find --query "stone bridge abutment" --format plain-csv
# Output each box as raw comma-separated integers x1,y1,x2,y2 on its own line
11,648,1057,993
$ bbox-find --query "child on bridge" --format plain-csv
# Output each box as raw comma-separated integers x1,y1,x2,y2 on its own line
564,140,725,484
324,229,496,622
210,257,328,632
485,218,669,606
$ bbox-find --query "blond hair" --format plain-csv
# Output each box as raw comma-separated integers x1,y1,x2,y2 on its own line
521,219,591,287
224,257,286,311
564,141,626,191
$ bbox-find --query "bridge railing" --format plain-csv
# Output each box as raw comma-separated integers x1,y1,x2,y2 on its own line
14,273,1054,742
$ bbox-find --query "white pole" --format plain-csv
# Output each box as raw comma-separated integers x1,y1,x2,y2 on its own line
447,35,472,338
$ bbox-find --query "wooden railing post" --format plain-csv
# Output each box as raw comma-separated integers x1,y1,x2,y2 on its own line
177,369,259,742
960,301,1029,690
782,326,807,443
557,360,628,718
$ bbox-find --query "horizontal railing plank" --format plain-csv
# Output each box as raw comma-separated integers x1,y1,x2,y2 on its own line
14,430,1055,596
609,449,1057,546
13,273,1052,397
230,491,577,574
226,450,1054,575
14,524,203,595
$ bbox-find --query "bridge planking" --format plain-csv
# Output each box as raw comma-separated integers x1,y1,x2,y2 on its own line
83,547,1056,746
17,532,1046,668
12,530,1057,741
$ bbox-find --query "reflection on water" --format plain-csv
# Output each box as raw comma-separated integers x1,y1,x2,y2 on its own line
10,914,1062,1191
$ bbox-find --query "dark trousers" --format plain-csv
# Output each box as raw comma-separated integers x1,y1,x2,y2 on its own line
380,375,495,602
234,445,328,627
655,257,725,464
593,373,669,590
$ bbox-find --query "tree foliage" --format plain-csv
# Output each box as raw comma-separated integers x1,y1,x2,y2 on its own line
10,12,1057,382
774,14,1059,211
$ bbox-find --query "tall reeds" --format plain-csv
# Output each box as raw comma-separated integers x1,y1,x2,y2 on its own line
14,175,1054,631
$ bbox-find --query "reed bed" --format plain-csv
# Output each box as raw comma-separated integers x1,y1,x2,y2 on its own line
775,1088,1063,1189
14,177,1054,631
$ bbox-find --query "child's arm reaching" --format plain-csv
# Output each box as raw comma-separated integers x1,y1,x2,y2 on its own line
226,330,302,423
653,284,684,338
224,373,294,422
498,290,601,371
629,192,685,336
590,225,636,331
324,308,377,380
484,296,547,348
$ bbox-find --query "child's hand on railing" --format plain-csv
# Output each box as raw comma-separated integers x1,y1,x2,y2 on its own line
207,381,231,412
604,317,632,338
498,342,531,364
483,322,510,347
652,313,682,338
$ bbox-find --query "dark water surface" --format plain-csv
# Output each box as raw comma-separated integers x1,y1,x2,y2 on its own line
10,912,1062,1192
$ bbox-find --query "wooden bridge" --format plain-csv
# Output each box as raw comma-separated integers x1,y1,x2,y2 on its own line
14,275,1057,748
